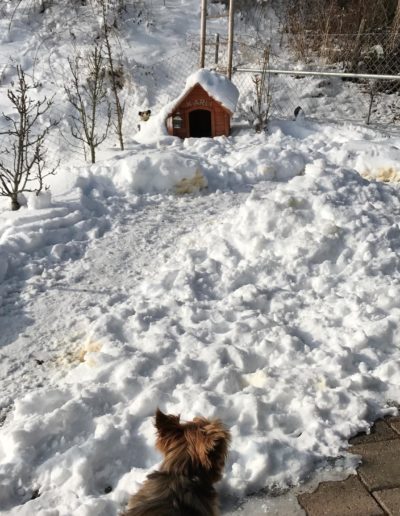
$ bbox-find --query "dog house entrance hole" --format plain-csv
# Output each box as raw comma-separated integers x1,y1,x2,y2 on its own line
189,109,212,138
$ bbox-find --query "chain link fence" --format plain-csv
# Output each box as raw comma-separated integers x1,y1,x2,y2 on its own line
287,31,400,78
233,68,400,127
231,29,400,127
127,42,400,128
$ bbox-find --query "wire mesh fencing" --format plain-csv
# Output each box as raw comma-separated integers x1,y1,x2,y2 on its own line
286,31,400,79
124,49,199,117
232,68,400,127
126,46,400,128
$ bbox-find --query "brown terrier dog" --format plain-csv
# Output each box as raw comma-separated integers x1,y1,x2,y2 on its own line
123,409,231,516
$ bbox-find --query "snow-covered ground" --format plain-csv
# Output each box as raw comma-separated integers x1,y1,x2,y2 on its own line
2,118,400,515
2,1,400,515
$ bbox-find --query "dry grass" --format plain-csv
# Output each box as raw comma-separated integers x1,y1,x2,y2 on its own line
285,0,400,72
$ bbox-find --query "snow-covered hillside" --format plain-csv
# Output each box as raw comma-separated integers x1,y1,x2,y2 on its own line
1,1,400,515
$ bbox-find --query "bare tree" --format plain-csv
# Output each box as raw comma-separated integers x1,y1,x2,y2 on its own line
65,42,112,163
100,0,125,150
0,66,58,211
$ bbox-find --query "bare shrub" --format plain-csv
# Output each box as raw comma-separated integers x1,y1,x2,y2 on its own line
389,1,400,51
239,48,272,132
286,0,392,37
64,42,112,164
0,66,58,211
285,0,400,73
99,0,125,150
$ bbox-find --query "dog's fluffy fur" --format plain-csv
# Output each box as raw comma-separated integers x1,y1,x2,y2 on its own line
123,409,230,516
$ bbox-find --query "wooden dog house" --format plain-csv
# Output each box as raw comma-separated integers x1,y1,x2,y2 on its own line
166,69,239,139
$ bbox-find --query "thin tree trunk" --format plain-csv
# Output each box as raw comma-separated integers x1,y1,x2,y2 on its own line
11,194,20,211
349,17,366,73
389,0,400,51
90,145,96,164
102,1,124,150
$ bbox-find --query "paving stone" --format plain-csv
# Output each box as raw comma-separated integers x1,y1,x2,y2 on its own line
297,475,384,516
350,439,400,491
373,488,400,515
386,416,400,436
349,420,398,445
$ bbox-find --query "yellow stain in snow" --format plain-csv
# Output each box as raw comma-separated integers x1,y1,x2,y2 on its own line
55,340,102,369
363,167,400,183
175,169,208,195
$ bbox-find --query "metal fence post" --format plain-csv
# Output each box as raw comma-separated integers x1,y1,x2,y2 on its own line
215,33,220,66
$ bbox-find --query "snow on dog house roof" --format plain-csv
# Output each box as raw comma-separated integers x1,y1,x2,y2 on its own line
175,69,239,114
166,69,239,139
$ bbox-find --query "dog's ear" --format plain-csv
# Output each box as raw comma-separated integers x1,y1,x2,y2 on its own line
147,110,151,115
204,420,231,470
187,419,230,470
155,409,181,438
155,409,182,455
206,420,230,455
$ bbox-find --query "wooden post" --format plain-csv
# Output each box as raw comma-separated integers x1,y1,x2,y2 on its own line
215,33,220,66
227,0,234,79
200,0,207,68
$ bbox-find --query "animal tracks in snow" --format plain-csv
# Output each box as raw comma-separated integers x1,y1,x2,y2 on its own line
0,190,246,420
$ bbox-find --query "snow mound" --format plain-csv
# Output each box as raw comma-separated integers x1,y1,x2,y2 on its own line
132,115,172,145
26,191,53,210
104,150,206,194
0,170,113,284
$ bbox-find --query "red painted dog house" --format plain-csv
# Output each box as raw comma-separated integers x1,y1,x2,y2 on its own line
166,69,239,139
